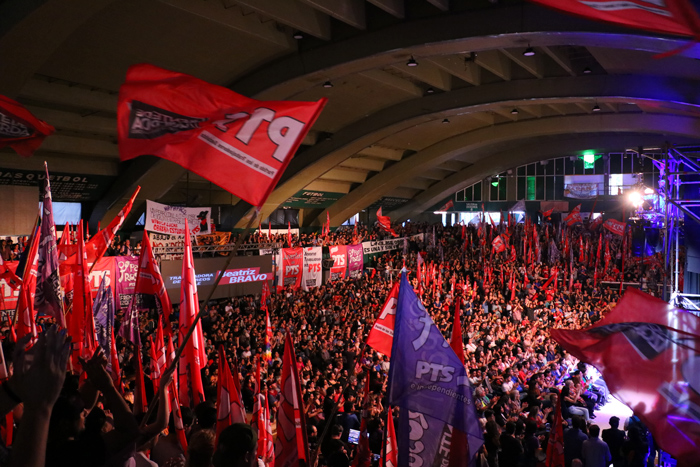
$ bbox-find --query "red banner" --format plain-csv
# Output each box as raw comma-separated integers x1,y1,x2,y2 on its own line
528,0,700,38
366,282,399,357
551,289,700,465
278,247,303,291
603,218,626,236
492,235,506,253
564,204,582,226
0,95,55,157
118,64,326,207
329,245,347,281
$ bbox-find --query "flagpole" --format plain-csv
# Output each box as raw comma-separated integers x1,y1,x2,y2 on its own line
139,208,260,425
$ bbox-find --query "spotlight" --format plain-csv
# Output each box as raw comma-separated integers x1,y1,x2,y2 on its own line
407,56,418,67
644,187,654,194
628,191,643,208
426,87,435,94
583,67,592,74
293,31,304,40
323,81,333,88
442,118,450,124
523,46,535,57
511,108,519,115
592,104,601,112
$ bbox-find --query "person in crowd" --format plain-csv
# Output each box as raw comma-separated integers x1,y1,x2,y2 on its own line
602,416,625,467
581,424,612,467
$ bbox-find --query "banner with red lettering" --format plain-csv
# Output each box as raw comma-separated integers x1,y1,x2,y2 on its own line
118,64,326,207
347,244,364,279
0,95,55,157
145,200,212,236
551,289,700,465
301,247,322,291
528,0,700,38
277,248,303,291
329,245,347,281
603,218,626,236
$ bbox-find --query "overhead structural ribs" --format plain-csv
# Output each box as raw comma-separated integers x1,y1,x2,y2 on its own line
232,74,700,227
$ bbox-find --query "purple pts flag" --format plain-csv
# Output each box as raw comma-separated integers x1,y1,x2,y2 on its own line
35,162,66,327
388,273,483,466
93,273,115,363
120,297,142,346
347,244,364,279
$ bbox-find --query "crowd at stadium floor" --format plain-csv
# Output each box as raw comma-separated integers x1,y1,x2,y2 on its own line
1,220,665,467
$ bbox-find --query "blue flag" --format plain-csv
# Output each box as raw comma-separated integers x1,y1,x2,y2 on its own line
388,272,483,466
93,273,115,362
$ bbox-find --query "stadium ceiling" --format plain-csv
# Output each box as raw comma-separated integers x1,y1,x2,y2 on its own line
3,0,700,229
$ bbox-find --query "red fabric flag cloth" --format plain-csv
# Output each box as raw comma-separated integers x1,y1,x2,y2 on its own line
109,327,123,393
287,222,292,248
178,220,206,408
118,64,326,208
148,335,161,393
528,0,700,38
134,345,148,416
275,331,310,467
603,218,626,236
133,233,173,332
367,282,399,357
352,372,372,467
376,208,399,237
252,359,267,460
382,407,398,467
169,379,189,454
492,235,506,253
68,221,97,370
545,396,565,467
154,317,167,380
0,95,55,156
450,298,465,364
215,346,246,444
438,199,454,212
551,289,700,465
564,204,582,226
15,225,40,341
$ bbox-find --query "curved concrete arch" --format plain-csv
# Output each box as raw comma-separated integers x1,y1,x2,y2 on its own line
325,113,700,225
231,3,697,98
0,0,118,97
392,133,700,222
237,74,700,227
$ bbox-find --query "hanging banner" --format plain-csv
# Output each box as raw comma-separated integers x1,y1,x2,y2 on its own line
329,245,347,281
277,248,303,291
145,200,212,236
564,183,598,199
347,244,364,279
301,247,322,291
362,234,424,255
113,256,139,310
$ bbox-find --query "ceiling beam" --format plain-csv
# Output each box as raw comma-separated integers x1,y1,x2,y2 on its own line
340,157,386,172
541,46,577,76
475,50,511,81
427,55,481,86
426,0,449,11
359,69,423,97
41,134,118,158
366,0,404,18
20,78,117,113
501,47,545,79
233,0,331,40
297,0,366,29
390,62,452,91
26,105,116,136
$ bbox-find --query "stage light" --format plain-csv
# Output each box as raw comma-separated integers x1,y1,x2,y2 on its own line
511,108,519,115
407,56,418,67
592,104,601,112
442,118,450,124
293,31,304,40
583,67,591,74
323,81,333,88
426,87,434,94
645,187,654,194
523,46,535,57
628,191,643,208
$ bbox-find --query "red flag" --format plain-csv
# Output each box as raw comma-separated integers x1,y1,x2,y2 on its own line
118,64,326,208
287,222,292,248
0,255,21,291
253,359,267,460
148,335,161,393
68,221,97,369
603,218,626,236
542,208,554,218
376,208,399,237
169,379,189,453
216,345,246,443
109,327,123,393
154,317,167,378
264,306,273,365
589,214,604,230
551,289,700,465
382,408,398,467
450,298,465,364
564,204,582,226
545,396,565,467
0,95,55,156
275,331,309,467
438,199,454,212
351,373,372,467
366,282,399,357
134,345,148,416
491,235,506,253
15,224,40,341
178,219,206,408
528,0,700,38
133,233,173,332
541,268,557,290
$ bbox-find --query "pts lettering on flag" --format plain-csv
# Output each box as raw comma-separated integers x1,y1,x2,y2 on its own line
285,265,300,276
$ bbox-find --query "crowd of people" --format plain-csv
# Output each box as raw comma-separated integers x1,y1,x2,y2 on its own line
0,218,666,467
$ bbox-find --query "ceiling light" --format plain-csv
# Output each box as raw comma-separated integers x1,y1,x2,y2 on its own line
523,46,535,57
323,81,333,88
511,108,519,115
407,56,418,67
293,31,304,40
426,87,434,94
583,67,592,74
592,104,601,112
442,118,450,124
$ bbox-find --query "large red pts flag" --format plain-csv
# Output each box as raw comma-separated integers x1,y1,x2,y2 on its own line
551,289,700,465
367,282,399,357
118,64,327,207
216,346,246,444
134,233,173,330
603,218,626,236
0,95,55,157
528,0,700,38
